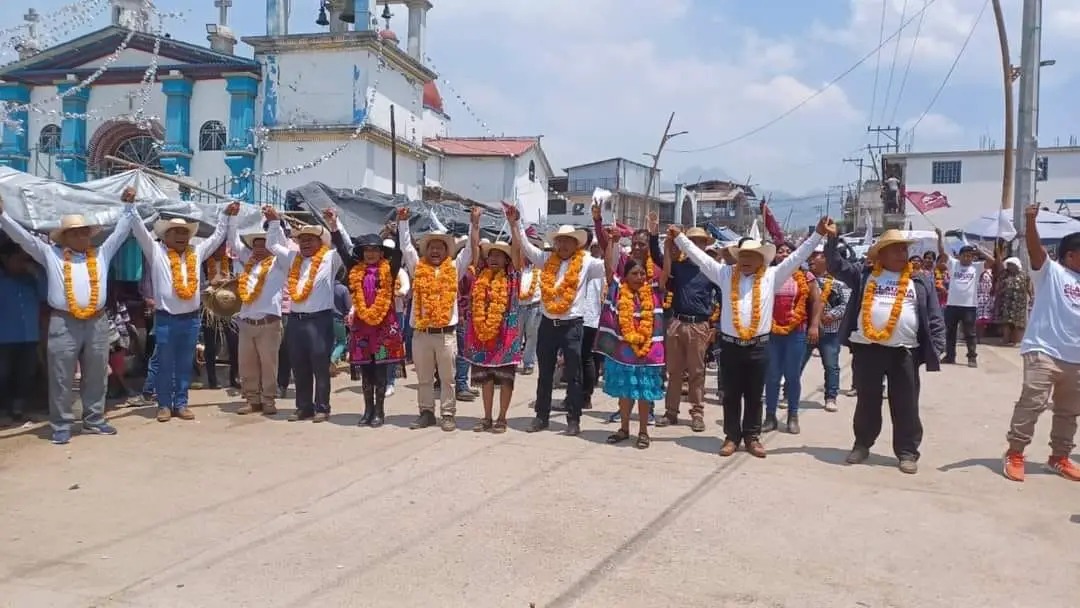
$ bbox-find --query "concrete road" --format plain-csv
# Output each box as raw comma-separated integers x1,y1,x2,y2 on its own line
1,345,1077,608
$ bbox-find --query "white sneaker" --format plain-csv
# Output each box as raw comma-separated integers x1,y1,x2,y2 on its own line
385,385,395,397
824,399,838,412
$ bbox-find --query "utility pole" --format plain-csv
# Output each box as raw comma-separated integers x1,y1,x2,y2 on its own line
867,125,901,153
992,0,1016,210
1013,0,1041,265
642,111,687,224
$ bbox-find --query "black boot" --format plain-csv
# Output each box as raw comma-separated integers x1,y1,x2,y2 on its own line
359,385,375,426
762,413,779,433
371,386,386,428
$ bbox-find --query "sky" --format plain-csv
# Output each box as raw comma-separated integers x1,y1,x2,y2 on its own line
2,0,1079,225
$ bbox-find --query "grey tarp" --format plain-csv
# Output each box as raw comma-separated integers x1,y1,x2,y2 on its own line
284,181,514,242
0,167,266,243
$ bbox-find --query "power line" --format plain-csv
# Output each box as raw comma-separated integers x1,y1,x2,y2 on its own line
868,0,888,124
905,0,989,145
889,0,929,124
879,0,909,123
670,0,941,154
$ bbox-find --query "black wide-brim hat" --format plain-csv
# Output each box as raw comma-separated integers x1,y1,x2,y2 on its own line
352,233,395,259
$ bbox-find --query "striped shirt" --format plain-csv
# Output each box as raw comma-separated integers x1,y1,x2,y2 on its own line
817,275,850,333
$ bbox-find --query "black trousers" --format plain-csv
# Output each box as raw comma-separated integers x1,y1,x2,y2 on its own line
286,311,334,414
851,343,923,459
944,305,977,361
277,315,292,390
0,342,39,415
536,317,584,423
718,340,768,442
203,322,238,386
581,326,598,400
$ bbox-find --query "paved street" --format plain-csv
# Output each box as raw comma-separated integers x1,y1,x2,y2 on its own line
1,345,1078,608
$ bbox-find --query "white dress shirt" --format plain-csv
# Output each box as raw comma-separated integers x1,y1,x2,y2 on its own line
279,236,342,315
395,267,411,313
229,221,291,320
513,222,605,321
582,273,604,328
0,208,134,313
132,211,231,315
518,266,542,305
399,220,472,327
676,232,823,339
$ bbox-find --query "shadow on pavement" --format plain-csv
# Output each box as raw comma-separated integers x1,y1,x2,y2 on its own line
937,457,1049,477
768,445,896,467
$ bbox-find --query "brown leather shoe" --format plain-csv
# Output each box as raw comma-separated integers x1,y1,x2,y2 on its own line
654,412,679,427
312,412,329,423
744,438,766,458
690,415,706,433
237,403,262,415
262,403,278,416
156,407,171,423
175,408,195,421
718,439,738,457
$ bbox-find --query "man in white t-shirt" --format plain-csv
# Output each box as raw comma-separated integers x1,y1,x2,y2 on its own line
936,232,991,368
1002,205,1080,483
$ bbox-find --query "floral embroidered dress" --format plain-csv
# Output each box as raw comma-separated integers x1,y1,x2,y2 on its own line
595,281,665,401
976,268,995,325
463,269,524,369
348,263,406,375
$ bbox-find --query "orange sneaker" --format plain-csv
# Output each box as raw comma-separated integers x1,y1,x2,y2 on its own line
1046,455,1080,481
1003,450,1025,482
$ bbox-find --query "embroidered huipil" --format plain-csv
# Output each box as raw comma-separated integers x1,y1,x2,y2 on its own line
463,269,523,368
595,281,665,366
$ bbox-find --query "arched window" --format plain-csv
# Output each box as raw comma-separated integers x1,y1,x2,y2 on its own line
39,124,61,154
528,159,536,182
199,120,227,151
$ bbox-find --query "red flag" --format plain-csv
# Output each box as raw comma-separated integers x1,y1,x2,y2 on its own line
760,200,785,244
905,191,950,214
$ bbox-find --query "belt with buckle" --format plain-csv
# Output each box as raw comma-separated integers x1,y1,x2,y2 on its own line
674,313,710,323
288,310,332,320
720,333,769,347
547,317,583,327
418,324,457,334
241,315,281,326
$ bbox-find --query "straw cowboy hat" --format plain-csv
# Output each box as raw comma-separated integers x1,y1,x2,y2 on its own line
240,230,268,249
153,217,199,239
50,214,102,242
545,225,588,248
726,238,777,266
415,230,456,254
685,226,715,245
867,229,915,258
481,240,513,259
292,224,332,247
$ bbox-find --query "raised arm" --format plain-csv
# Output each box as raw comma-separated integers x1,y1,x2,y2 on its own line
99,211,135,263
1023,204,1047,271
673,226,726,286
505,204,546,266
229,218,249,262
396,208,418,273
773,225,825,285
824,230,861,289
660,236,673,287
0,197,49,264
129,205,157,258
464,206,481,278
325,207,357,270
196,202,239,261
396,266,411,297
603,226,620,283
936,228,949,262
592,203,609,251
807,277,822,344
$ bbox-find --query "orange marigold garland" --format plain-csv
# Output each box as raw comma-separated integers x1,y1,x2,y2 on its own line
413,257,457,330
168,247,199,300
63,248,100,319
540,250,585,316
287,245,330,303
617,282,655,358
237,256,275,304
472,267,510,342
860,264,912,342
206,256,231,281
729,266,765,341
820,276,834,303
772,271,809,336
520,266,538,300
349,259,394,326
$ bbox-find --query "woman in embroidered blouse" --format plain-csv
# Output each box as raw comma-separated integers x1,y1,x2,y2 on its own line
463,216,523,433
596,228,667,449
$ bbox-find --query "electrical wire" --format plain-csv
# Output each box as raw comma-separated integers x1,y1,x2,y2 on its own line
670,0,941,154
904,0,989,144
879,0,909,124
868,0,889,125
889,0,929,124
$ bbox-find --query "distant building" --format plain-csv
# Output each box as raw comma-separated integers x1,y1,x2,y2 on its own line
686,180,757,232
882,145,1080,229
556,157,664,227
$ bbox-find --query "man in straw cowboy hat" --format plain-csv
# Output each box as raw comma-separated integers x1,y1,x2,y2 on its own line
228,205,293,416
824,224,945,475
278,208,347,423
671,217,829,458
396,206,474,431
0,187,136,445
507,205,606,436
132,199,240,423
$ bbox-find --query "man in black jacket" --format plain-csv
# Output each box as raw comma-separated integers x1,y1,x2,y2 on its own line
825,225,945,474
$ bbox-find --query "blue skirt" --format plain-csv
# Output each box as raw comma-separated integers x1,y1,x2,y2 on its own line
602,359,664,401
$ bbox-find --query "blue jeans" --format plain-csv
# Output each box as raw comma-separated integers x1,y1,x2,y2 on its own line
154,311,201,410
141,345,159,397
801,331,841,400
455,322,469,391
520,303,542,368
765,329,807,415
402,301,414,361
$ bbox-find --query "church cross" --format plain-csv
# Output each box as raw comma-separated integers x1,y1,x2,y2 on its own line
214,0,232,26
24,8,40,37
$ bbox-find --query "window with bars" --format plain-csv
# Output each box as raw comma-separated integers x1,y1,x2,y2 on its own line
199,120,227,151
930,160,962,184
38,124,61,154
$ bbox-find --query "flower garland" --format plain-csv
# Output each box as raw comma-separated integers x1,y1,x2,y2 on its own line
934,267,946,292
729,266,765,340
413,257,457,330
821,276,834,303
860,264,912,342
237,256,275,304
168,247,199,300
664,292,673,310
472,268,510,342
617,282,655,358
772,271,809,335
63,248,99,319
710,302,720,324
206,256,232,281
540,250,585,316
349,259,394,326
287,245,330,303
520,266,538,300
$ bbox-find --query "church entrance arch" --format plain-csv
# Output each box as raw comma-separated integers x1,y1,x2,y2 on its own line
87,119,164,177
